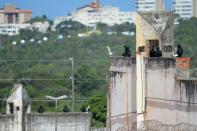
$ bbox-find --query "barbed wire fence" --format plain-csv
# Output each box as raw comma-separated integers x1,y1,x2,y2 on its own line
116,120,197,131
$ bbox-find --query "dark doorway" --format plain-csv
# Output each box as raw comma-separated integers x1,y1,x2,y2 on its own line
9,103,14,114
147,40,160,57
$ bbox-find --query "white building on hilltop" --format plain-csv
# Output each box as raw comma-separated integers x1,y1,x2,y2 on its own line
32,21,50,33
173,0,197,19
136,0,165,12
0,4,32,35
0,24,31,36
70,6,135,27
52,1,135,30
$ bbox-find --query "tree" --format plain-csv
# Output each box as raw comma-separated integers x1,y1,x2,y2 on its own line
96,23,110,32
75,65,104,96
112,22,135,33
81,95,107,128
56,20,87,35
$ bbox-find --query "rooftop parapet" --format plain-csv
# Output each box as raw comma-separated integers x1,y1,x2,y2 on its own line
144,57,176,69
110,57,136,72
110,56,136,67
26,112,91,116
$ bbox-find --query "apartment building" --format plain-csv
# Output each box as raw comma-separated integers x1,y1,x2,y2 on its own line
0,4,32,24
136,0,165,12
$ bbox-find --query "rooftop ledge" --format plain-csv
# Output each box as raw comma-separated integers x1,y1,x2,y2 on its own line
110,56,176,68
26,112,91,116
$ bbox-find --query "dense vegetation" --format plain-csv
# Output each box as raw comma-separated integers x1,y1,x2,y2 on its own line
175,18,197,67
0,21,135,127
0,17,197,127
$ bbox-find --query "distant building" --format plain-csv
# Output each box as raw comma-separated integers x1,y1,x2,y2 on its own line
156,0,165,11
52,0,135,29
173,0,197,19
70,5,135,27
193,0,197,17
174,0,193,19
136,0,165,12
32,21,50,33
0,4,32,24
0,4,32,35
0,24,31,36
51,16,69,31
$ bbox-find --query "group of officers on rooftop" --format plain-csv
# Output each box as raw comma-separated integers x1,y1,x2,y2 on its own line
122,44,183,58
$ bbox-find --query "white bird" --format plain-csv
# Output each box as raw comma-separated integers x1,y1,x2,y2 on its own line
86,105,90,113
173,54,178,57
107,46,113,57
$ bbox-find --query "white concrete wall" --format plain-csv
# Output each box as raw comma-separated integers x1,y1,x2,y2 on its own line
0,115,14,131
25,113,91,131
108,57,137,131
145,58,197,125
146,58,176,100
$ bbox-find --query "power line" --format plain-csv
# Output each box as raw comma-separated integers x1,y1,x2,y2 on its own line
0,60,69,62
31,99,89,102
0,59,108,62
0,97,105,101
0,78,107,81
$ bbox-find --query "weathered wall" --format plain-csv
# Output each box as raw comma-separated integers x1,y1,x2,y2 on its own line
0,115,14,131
135,11,175,126
145,58,176,100
25,113,91,131
108,57,136,131
136,12,174,57
145,58,197,125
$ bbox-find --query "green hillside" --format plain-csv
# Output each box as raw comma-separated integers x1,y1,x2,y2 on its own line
0,21,135,127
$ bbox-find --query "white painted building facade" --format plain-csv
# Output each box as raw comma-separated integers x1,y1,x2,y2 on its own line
136,0,156,11
136,0,165,12
0,22,50,35
0,24,31,36
173,0,193,19
32,21,50,33
53,5,135,28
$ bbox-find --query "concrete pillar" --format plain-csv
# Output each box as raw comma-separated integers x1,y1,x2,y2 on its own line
156,0,165,11
136,55,146,129
6,84,31,131
192,0,197,17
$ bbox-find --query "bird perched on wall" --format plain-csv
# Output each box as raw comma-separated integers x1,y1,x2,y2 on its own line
107,46,113,57
63,105,69,112
86,106,91,113
37,105,44,113
122,45,131,57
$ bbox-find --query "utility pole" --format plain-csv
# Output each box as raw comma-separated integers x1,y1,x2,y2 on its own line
69,57,75,112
